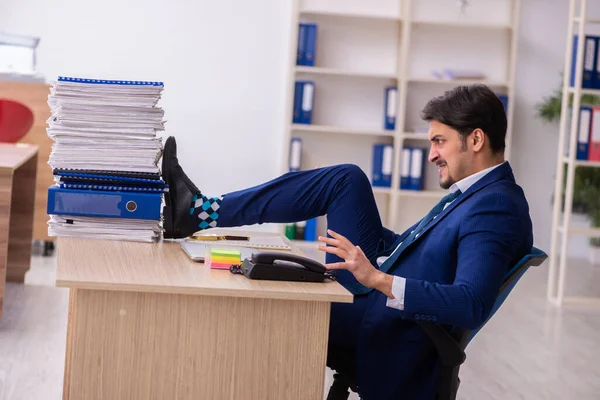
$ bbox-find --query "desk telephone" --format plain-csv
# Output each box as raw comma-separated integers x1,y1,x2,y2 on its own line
230,252,336,283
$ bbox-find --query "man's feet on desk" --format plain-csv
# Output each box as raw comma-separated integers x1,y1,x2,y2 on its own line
161,136,202,239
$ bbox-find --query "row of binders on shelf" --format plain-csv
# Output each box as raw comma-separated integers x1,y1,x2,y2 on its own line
571,35,600,89
46,77,167,242
372,144,426,191
296,23,318,66
293,81,398,130
574,105,600,161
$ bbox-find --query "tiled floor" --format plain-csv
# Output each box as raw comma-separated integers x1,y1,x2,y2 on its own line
1,245,599,400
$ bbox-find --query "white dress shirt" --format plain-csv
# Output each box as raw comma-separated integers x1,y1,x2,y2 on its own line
383,162,505,311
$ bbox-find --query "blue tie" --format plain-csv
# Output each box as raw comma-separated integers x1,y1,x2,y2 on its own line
347,189,463,296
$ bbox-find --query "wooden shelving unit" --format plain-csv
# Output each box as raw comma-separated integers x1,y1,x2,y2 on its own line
548,0,600,307
281,0,520,237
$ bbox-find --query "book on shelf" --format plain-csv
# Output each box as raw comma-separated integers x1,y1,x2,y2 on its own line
284,218,318,242
384,86,397,130
577,106,592,160
570,35,599,89
399,146,425,191
408,147,425,191
372,143,393,187
297,23,318,67
590,107,600,161
431,69,486,81
292,80,315,124
567,105,600,162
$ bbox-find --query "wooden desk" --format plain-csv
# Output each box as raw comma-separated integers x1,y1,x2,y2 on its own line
0,80,54,243
0,143,38,318
56,232,353,400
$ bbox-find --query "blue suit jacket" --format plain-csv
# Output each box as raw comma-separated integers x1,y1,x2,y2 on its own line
328,161,533,399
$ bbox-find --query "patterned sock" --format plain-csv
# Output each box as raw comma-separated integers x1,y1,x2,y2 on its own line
191,193,223,230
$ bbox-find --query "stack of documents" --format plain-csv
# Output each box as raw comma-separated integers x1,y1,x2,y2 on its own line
46,77,167,242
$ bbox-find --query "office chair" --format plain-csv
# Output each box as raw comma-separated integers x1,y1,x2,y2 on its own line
0,99,34,143
326,247,548,400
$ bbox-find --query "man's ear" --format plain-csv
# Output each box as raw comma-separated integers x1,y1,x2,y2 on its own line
471,128,485,152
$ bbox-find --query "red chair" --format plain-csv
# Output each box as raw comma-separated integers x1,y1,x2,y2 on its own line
0,99,34,143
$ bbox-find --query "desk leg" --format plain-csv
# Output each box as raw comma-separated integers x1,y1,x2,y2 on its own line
6,155,37,283
63,289,331,400
62,288,77,400
0,169,13,317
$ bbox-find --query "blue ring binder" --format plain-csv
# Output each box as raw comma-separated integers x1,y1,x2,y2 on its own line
58,76,164,87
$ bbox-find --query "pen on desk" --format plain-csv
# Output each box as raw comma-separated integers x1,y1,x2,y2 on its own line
188,235,250,241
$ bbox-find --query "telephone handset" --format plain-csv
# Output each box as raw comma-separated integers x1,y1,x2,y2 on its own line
230,251,336,283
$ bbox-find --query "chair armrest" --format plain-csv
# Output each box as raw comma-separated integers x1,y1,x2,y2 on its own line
416,321,466,367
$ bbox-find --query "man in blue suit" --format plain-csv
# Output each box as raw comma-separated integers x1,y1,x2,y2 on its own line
162,84,533,399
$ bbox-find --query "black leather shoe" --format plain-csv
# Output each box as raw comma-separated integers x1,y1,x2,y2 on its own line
161,136,202,239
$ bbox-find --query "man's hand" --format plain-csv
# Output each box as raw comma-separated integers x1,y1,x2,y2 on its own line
317,229,394,298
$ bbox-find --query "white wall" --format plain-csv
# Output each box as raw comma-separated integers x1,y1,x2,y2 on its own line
1,0,597,246
0,0,292,210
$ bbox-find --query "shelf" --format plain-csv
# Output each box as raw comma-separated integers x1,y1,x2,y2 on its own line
300,10,402,23
290,124,395,137
407,77,510,88
562,157,600,168
295,66,397,80
573,17,600,25
567,87,600,96
398,189,445,198
558,226,600,238
372,187,393,195
411,20,512,31
402,132,430,140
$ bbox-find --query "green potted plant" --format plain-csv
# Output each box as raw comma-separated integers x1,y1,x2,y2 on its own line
536,84,600,264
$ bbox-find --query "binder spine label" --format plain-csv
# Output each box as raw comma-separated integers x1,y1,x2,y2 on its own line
302,82,314,111
289,138,302,172
400,147,411,189
382,145,393,175
585,38,595,71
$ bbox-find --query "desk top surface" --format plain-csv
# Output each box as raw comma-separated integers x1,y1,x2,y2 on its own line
56,230,353,303
0,143,39,170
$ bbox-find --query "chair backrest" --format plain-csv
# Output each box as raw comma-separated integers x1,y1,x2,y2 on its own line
463,246,548,345
0,99,34,143
416,247,548,400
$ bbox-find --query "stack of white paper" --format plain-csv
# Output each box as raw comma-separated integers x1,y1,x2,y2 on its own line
47,78,165,173
48,215,161,242
45,77,167,243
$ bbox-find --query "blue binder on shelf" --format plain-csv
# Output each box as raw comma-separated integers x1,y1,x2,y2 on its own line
570,35,598,89
304,218,318,241
298,81,314,124
400,147,411,189
408,147,425,191
384,86,398,130
372,144,393,187
297,24,307,66
292,81,303,123
577,106,593,160
296,23,318,66
303,23,317,67
47,186,162,220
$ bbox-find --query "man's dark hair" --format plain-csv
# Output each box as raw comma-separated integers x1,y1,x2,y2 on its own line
420,84,507,154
